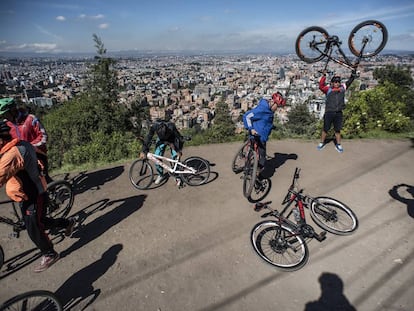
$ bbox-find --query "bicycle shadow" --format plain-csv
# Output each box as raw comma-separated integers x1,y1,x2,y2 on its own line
261,152,298,179
304,272,356,311
388,183,414,218
59,166,125,195
60,195,146,259
0,234,64,279
55,244,123,311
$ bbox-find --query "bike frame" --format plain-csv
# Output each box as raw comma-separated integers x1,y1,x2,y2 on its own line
146,152,196,176
314,35,368,72
0,200,25,238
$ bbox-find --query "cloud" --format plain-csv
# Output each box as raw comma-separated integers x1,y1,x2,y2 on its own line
0,42,58,53
56,16,66,21
99,23,109,29
79,14,105,20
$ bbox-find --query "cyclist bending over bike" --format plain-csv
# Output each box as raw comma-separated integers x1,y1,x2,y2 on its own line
140,118,184,185
243,92,286,177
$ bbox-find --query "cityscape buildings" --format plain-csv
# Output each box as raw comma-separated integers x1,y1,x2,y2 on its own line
0,53,413,130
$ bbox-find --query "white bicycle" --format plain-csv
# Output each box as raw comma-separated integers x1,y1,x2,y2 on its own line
129,138,210,190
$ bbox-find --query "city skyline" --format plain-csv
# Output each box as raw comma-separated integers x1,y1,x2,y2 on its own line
1,0,414,55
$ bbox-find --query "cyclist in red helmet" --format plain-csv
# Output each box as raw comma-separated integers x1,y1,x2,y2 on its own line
243,92,286,174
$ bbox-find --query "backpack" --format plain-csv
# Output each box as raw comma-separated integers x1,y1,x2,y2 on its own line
156,121,173,141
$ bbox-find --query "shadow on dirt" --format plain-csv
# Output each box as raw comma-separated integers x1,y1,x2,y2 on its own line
55,244,123,311
304,272,356,311
68,166,125,195
389,183,414,218
261,152,298,179
60,194,146,259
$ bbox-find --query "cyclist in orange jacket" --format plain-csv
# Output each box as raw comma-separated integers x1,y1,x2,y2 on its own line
0,120,75,272
0,98,52,182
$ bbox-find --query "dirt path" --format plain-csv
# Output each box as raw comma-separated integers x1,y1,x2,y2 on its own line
1,139,413,311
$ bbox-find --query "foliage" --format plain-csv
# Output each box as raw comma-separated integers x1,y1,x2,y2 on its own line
44,35,147,170
343,82,411,136
373,64,413,88
284,103,318,138
207,101,236,143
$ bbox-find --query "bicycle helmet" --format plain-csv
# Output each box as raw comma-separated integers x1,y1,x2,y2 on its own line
331,76,341,83
272,92,286,107
0,120,11,134
0,98,15,115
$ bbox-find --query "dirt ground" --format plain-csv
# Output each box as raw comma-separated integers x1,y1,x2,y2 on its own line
1,139,413,311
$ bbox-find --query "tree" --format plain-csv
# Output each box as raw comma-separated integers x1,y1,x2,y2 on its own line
373,64,413,88
208,101,235,143
285,102,317,137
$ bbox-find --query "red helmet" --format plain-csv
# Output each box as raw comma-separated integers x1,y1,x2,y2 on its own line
272,92,286,107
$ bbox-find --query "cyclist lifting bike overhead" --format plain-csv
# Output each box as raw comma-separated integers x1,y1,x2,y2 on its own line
295,20,388,152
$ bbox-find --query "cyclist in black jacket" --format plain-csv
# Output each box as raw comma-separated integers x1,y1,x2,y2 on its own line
317,70,357,153
140,119,184,185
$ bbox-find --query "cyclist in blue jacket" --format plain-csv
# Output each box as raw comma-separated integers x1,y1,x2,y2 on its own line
243,92,286,172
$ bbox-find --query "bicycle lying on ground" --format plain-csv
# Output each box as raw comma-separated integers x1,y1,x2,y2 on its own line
251,167,358,271
295,20,388,72
129,137,211,190
0,290,62,311
0,180,74,238
232,135,270,200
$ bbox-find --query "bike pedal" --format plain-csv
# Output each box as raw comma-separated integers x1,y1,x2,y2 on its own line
316,231,327,242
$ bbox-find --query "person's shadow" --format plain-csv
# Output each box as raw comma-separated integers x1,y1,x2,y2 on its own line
304,272,356,311
261,152,298,179
389,183,414,218
55,244,123,310
60,195,146,258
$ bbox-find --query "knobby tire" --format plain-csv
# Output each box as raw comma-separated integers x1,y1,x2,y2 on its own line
251,220,309,271
0,290,63,311
129,159,154,190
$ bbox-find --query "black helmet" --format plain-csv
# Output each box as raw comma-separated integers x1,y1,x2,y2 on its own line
331,76,341,83
0,120,11,135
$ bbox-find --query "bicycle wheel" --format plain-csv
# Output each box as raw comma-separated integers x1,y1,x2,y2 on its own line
129,159,154,190
181,157,210,186
0,290,63,311
251,220,309,271
243,149,258,198
248,178,271,203
310,196,358,235
0,245,4,269
295,26,329,63
348,20,388,58
231,141,249,174
46,180,74,218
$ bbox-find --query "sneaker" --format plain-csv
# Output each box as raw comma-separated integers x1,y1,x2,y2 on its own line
65,218,76,237
154,174,165,185
317,142,325,150
335,144,344,153
34,252,60,273
175,178,182,187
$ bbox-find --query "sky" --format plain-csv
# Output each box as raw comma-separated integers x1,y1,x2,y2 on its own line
1,0,414,54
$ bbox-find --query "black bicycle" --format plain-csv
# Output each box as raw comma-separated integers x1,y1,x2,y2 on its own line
295,20,388,72
251,167,358,271
0,180,74,238
0,290,62,311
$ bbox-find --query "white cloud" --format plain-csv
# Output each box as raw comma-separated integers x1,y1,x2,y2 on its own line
56,16,66,21
99,23,109,29
79,13,104,20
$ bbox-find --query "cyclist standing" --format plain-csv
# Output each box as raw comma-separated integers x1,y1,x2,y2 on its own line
140,118,184,185
0,120,75,272
0,98,52,183
243,92,286,174
317,70,357,153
